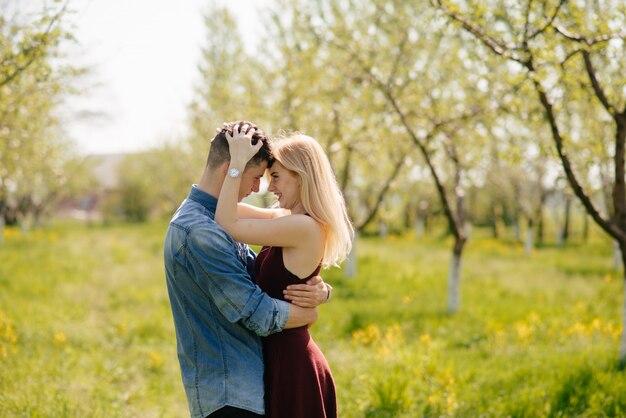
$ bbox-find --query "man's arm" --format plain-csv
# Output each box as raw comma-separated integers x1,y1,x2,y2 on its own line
188,226,291,336
284,304,318,328
283,276,332,308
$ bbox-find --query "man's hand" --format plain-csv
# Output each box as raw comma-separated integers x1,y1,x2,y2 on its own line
283,275,332,308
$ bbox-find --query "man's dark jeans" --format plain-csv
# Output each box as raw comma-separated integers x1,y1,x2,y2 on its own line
206,406,264,418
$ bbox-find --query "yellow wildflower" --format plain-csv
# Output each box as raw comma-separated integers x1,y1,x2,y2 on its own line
54,331,67,346
148,351,164,370
515,321,533,342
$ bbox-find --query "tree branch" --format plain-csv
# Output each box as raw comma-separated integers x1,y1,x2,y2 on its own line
0,4,66,88
433,0,528,66
527,0,567,40
530,74,624,241
380,82,464,240
356,152,405,231
581,50,617,116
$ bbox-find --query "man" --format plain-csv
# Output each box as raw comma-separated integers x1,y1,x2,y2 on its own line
164,121,332,418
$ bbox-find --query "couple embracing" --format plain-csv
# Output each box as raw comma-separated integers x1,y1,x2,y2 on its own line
164,121,353,418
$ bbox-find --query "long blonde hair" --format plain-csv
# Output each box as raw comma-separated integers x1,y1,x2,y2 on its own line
273,134,354,268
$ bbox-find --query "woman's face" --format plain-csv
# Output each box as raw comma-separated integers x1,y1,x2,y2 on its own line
268,162,302,213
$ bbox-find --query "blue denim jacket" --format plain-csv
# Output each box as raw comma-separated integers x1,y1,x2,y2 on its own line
164,185,290,417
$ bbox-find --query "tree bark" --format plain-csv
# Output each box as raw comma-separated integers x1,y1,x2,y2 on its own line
622,277,626,366
613,240,622,271
561,195,572,245
0,215,4,245
447,241,464,313
525,217,534,255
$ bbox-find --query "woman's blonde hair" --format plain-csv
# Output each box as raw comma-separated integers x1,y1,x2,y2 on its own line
273,134,353,268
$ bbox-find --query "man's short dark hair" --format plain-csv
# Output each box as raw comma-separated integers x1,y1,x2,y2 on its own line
206,121,274,171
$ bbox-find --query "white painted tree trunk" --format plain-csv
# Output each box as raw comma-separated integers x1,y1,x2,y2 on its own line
555,230,562,247
378,221,388,239
613,240,623,271
415,217,425,239
447,252,461,313
513,220,520,241
525,227,534,256
464,222,473,240
621,282,626,364
344,235,357,278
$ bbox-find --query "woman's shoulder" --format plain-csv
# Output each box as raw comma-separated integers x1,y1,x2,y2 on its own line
286,213,324,236
287,214,326,242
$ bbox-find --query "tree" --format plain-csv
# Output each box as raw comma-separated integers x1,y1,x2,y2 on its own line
187,4,270,168
435,0,626,363
261,0,415,234
0,1,83,232
295,0,495,313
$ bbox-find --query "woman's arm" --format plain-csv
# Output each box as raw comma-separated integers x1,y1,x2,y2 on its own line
215,125,321,248
238,202,289,219
221,201,320,248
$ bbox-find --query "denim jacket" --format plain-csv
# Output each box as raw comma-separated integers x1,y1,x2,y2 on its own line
164,185,290,417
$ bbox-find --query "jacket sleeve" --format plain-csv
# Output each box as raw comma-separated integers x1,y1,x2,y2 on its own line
186,225,289,337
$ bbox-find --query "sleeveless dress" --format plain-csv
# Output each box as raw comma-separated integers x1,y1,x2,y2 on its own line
255,246,337,418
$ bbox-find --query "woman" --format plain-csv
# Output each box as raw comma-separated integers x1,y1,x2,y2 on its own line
215,123,353,418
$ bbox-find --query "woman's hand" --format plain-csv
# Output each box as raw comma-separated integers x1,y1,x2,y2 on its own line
225,122,262,168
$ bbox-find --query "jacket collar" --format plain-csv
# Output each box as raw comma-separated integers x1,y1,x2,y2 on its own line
188,185,217,213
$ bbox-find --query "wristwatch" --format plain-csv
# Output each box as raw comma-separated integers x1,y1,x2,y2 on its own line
228,167,241,178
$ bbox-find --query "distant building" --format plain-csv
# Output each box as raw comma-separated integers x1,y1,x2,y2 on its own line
56,153,128,221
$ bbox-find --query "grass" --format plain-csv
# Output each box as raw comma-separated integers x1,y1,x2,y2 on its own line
0,221,625,417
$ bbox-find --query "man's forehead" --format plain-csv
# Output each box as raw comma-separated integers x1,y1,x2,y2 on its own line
244,162,268,175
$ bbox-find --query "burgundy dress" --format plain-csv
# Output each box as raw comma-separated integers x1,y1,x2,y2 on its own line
255,246,337,418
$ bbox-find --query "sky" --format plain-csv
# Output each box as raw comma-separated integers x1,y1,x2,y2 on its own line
64,0,271,155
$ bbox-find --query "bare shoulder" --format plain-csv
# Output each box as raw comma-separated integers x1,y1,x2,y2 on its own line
288,214,325,242
289,214,323,229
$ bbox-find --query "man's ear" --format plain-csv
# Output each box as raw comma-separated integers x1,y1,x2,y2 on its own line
220,161,230,175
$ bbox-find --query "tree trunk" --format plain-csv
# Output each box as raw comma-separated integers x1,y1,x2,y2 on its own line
416,200,429,239
344,234,358,278
620,242,626,366
525,217,534,256
378,221,388,239
492,203,505,239
447,240,464,313
535,177,547,246
621,276,626,366
435,0,626,365
554,206,563,247
561,195,571,244
613,240,622,271
415,216,425,239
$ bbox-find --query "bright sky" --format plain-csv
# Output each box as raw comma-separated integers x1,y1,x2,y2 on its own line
65,0,271,155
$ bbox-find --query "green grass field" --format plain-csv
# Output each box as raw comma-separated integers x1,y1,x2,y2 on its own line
1,221,625,417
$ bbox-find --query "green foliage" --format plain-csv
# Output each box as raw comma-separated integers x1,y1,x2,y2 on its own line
1,223,624,416
0,3,86,226
109,148,196,223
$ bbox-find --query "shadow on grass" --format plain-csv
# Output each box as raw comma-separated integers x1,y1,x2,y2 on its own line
548,360,626,417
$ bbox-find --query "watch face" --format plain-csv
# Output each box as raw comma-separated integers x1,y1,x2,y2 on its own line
228,167,241,178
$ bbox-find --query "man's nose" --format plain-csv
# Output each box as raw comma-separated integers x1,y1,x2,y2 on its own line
252,180,260,193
